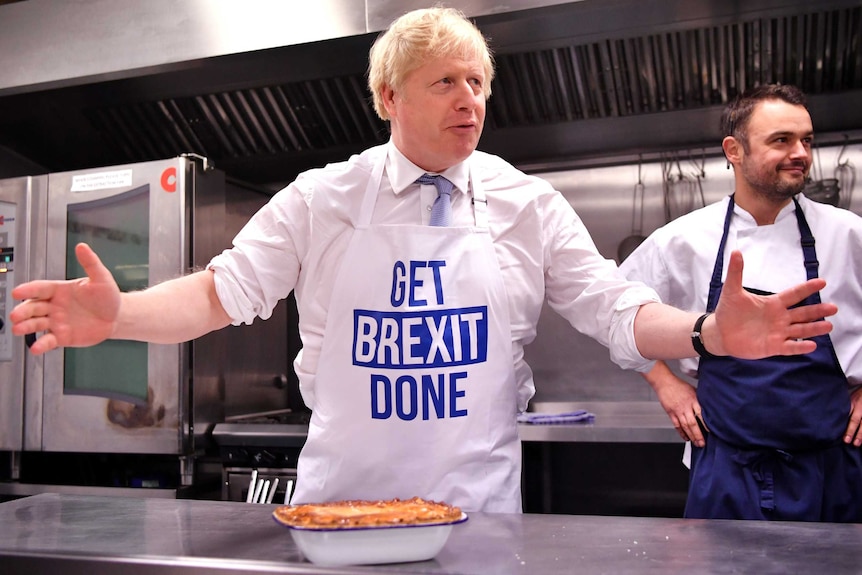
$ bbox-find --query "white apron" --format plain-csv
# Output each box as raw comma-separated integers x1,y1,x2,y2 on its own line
291,146,521,512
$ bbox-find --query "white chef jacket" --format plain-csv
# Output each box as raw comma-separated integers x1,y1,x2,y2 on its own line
619,194,862,386
209,141,660,412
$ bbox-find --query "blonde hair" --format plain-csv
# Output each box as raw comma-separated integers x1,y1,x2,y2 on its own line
368,7,495,121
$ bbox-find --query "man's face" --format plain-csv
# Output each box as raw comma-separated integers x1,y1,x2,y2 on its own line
736,99,813,202
382,56,486,173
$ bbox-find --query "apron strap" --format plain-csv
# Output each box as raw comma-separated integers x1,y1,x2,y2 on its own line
706,195,821,311
357,147,388,226
358,144,489,229
792,197,820,285
706,196,737,312
469,162,488,229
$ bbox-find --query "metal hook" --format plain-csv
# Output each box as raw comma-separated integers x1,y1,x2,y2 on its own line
836,134,851,167
674,153,685,182
631,154,646,233
685,148,706,179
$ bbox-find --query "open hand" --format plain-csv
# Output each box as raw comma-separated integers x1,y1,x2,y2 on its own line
10,243,120,355
712,250,837,358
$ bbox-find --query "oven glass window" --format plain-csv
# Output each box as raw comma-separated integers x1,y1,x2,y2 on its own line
64,185,149,404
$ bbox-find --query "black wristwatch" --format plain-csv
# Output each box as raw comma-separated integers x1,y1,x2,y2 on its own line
691,312,716,358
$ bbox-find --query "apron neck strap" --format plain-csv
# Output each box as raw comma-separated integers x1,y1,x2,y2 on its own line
358,147,388,225
792,197,820,283
706,194,821,311
470,162,488,228
358,146,487,228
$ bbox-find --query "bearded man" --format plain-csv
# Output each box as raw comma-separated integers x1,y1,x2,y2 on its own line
621,83,862,522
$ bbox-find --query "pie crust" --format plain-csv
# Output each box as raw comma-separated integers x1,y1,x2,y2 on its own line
273,496,463,529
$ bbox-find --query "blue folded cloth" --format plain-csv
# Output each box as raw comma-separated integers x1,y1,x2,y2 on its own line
517,410,595,425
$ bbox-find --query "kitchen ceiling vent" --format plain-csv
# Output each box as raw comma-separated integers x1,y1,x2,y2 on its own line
87,76,385,167
488,5,862,128
86,5,860,171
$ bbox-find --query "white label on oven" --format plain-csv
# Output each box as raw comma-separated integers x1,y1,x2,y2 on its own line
71,169,133,192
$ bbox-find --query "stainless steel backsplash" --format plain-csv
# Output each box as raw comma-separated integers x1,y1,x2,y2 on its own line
524,142,862,403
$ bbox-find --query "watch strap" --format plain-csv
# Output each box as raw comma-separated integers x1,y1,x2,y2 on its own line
691,312,716,358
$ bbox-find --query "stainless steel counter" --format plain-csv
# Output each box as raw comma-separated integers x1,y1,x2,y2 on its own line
209,402,682,449
2,494,860,574
519,401,681,443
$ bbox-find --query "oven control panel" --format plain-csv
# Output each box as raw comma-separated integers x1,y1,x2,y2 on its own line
0,200,15,362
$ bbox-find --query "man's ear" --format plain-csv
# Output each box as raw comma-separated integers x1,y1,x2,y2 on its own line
722,135,742,167
381,84,397,118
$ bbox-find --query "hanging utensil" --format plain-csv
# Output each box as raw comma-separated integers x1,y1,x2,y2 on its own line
803,145,841,206
691,149,707,208
617,156,648,262
834,136,856,210
663,150,705,221
661,154,673,223
663,153,690,221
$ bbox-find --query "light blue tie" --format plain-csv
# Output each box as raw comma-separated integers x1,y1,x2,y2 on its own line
416,173,454,227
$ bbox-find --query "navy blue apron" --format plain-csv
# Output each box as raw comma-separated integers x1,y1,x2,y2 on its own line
687,195,862,521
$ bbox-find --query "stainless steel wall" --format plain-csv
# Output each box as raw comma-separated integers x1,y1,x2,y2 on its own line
525,141,862,402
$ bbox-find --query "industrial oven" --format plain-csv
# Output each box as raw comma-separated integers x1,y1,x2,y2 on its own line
0,157,299,496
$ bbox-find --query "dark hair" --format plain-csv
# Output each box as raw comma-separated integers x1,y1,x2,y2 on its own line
721,84,809,148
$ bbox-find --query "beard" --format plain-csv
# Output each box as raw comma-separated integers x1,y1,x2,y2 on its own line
739,158,809,203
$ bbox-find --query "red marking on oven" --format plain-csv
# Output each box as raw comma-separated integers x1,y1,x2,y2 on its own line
160,167,177,192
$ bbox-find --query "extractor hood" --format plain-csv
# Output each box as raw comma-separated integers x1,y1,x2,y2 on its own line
0,0,859,188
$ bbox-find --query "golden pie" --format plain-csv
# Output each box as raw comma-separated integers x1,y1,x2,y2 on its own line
272,496,463,529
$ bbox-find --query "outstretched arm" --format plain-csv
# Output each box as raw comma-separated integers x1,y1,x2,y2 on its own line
10,243,232,355
633,250,836,360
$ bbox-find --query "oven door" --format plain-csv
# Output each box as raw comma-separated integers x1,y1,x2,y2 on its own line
0,175,46,452
39,159,190,454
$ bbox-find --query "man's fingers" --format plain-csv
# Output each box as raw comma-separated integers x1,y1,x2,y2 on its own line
777,278,830,310
788,301,838,323
11,280,58,303
785,318,833,341
686,414,706,447
75,243,113,284
723,250,745,294
11,315,51,337
9,297,55,333
845,415,862,446
26,331,57,356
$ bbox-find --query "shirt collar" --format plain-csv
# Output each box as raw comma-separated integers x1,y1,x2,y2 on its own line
731,195,798,225
385,140,470,197
775,197,799,222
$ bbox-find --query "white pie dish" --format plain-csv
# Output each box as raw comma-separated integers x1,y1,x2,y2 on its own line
273,511,468,566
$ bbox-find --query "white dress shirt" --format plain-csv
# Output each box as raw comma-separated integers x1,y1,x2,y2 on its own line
620,194,862,386
209,141,660,411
